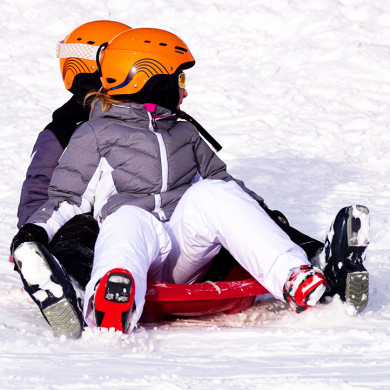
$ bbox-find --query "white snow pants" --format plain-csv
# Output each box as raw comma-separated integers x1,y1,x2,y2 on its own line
83,179,310,327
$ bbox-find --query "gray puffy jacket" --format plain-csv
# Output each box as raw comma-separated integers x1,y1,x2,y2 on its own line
28,102,265,239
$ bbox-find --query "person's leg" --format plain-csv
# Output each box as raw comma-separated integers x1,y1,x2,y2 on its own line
83,205,172,330
265,208,324,261
164,179,317,302
12,241,84,338
48,214,99,288
206,211,325,282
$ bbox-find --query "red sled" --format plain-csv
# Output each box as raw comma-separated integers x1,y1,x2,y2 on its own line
9,250,269,323
141,264,269,322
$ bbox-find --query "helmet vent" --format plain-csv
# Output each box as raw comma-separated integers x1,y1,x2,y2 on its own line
87,41,95,44
144,40,151,43
106,78,116,84
77,38,82,41
175,46,188,53
159,43,167,46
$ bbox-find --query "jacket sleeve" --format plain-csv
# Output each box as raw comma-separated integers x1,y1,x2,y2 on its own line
17,96,90,229
17,129,64,229
26,122,102,240
194,133,267,207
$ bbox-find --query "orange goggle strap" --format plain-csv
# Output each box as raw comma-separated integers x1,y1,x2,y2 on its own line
56,40,100,60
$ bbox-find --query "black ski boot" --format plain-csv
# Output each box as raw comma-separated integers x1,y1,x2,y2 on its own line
13,242,84,338
314,205,369,313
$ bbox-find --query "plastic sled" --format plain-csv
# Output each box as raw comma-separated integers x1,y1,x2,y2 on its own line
141,264,269,322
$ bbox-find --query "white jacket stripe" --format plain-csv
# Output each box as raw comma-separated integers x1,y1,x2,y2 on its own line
36,157,115,239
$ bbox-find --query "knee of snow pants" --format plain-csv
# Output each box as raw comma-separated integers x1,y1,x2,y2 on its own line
83,205,172,328
49,214,99,288
165,179,310,301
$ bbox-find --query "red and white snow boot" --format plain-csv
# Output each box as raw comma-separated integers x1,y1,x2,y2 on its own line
93,268,135,333
283,265,327,313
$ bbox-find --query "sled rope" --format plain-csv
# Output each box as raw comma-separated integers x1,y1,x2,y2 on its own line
205,280,221,294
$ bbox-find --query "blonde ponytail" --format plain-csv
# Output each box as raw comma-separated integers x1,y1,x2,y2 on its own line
84,90,124,113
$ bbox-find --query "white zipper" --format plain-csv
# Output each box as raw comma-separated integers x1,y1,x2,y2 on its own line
155,132,168,192
153,194,166,221
147,111,168,220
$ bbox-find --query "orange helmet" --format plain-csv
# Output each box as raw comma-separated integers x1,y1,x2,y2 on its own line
57,20,131,93
99,28,195,111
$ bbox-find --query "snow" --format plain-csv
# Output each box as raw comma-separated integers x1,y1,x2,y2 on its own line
1,0,390,388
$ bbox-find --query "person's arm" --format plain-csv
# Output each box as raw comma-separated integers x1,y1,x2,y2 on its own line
27,122,101,241
193,131,267,207
17,96,90,228
17,130,64,228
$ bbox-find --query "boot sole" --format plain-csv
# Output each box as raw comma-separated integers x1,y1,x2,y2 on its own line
94,270,136,333
345,271,369,313
346,205,369,313
43,299,83,339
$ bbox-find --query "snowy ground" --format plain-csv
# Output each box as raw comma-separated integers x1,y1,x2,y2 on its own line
1,0,390,388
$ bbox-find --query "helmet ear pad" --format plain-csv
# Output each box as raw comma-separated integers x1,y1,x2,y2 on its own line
114,72,180,113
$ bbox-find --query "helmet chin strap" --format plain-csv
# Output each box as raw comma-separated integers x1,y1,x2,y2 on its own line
176,110,222,152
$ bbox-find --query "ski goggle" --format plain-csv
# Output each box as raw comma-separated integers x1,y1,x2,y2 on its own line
56,40,99,60
178,72,186,89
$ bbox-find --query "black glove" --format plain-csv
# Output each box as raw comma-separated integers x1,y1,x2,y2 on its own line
10,224,49,255
265,208,290,228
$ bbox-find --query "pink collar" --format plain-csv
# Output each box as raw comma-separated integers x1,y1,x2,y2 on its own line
144,103,157,113
144,103,177,120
